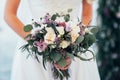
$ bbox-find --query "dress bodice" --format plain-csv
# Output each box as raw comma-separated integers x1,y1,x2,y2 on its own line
27,0,83,21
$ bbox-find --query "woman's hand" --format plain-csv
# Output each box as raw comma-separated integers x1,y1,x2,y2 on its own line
4,0,30,39
82,0,94,26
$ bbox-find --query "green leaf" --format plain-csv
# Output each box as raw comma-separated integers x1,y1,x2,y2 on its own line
81,34,96,49
75,36,84,44
67,9,73,13
57,58,66,67
54,53,62,62
19,44,29,52
64,14,70,22
24,24,33,32
42,55,47,70
51,14,57,21
88,34,96,45
66,53,74,59
31,46,37,51
67,53,74,59
55,13,60,17
28,40,34,45
90,27,98,34
50,52,62,62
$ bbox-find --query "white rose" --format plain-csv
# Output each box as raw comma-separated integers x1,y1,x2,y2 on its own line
66,21,80,43
71,26,80,43
44,27,56,44
84,28,90,33
67,21,80,33
56,27,65,35
70,31,79,43
71,26,80,33
60,41,70,48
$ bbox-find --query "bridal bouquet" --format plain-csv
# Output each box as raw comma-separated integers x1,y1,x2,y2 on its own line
20,9,98,80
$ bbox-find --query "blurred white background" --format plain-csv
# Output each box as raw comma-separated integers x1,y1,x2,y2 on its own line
0,0,18,80
0,0,98,80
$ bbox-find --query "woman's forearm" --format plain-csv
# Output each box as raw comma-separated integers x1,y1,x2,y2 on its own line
4,0,30,39
82,0,93,26
4,14,29,39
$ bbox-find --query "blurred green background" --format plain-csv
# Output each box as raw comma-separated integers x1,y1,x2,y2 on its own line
97,0,120,80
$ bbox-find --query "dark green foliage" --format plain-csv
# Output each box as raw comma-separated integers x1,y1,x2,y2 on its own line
24,24,33,32
75,35,84,44
90,27,99,34
64,14,70,22
81,33,96,49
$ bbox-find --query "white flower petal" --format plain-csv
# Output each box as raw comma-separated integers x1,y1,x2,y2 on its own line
56,27,65,35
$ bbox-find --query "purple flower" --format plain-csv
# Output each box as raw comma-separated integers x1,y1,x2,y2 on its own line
80,30,85,36
65,24,72,32
43,13,51,24
52,21,58,26
55,37,61,44
33,40,47,52
78,22,85,36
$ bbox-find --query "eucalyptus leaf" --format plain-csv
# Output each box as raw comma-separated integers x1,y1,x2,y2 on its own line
57,58,66,67
66,53,74,59
24,24,33,32
51,14,57,21
50,52,62,62
88,34,96,45
90,27,98,34
67,9,73,13
54,53,62,62
75,36,84,44
81,34,96,49
64,14,70,22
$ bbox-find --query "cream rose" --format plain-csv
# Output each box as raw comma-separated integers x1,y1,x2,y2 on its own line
70,31,79,43
71,26,80,33
56,27,65,35
44,27,56,44
84,28,90,33
70,25,80,43
60,40,70,49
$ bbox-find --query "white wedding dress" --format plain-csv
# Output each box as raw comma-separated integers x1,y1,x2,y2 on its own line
11,0,100,80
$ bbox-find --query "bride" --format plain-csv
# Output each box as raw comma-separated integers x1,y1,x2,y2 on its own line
4,0,100,80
